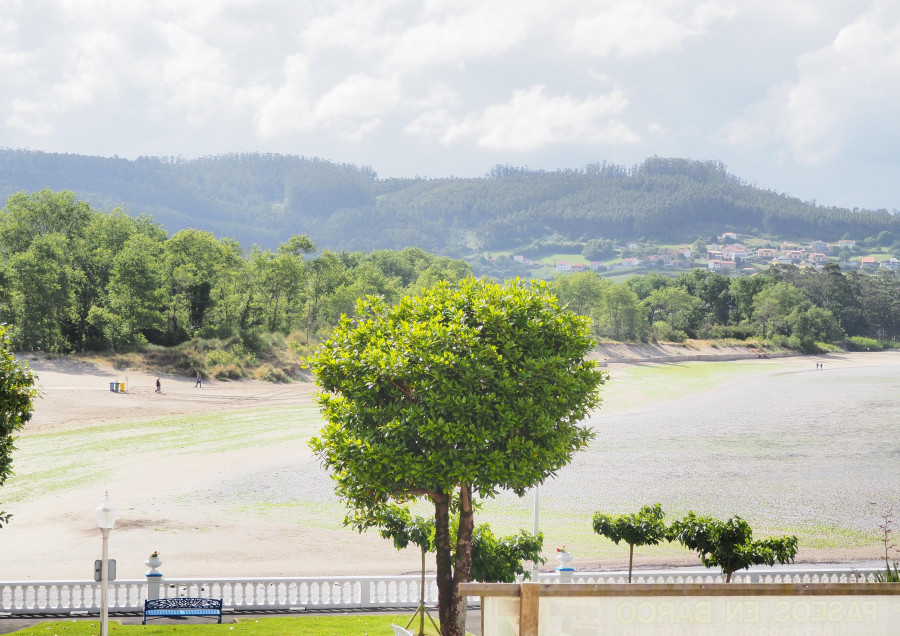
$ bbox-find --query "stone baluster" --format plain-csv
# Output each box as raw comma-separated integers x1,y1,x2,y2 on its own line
555,549,574,583
145,553,163,600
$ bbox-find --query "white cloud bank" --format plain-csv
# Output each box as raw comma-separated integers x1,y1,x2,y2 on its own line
0,0,898,208
723,1,900,167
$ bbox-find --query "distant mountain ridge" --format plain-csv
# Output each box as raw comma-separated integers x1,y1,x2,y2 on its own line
1,149,897,254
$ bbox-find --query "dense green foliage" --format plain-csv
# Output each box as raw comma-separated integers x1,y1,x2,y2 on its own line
669,513,798,582
4,188,896,359
2,150,898,257
0,326,36,527
376,506,545,583
592,504,668,583
550,265,900,347
308,278,606,636
0,190,471,353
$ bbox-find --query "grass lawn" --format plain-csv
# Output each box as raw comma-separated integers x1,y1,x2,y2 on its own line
9,615,454,635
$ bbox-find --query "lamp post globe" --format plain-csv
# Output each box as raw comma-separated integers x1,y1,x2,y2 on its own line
96,492,117,529
96,492,116,636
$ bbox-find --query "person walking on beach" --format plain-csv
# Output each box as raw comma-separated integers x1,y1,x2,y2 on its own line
155,377,161,394
195,371,202,388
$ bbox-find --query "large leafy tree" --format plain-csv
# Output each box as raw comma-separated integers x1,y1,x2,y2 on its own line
592,503,669,583
309,278,606,636
752,282,804,338
0,326,37,527
595,283,644,341
95,233,167,346
7,234,72,351
669,512,798,582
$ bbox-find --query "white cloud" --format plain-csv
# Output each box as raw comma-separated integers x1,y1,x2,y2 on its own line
412,85,640,151
567,0,736,58
381,2,532,73
723,1,900,165
315,74,402,140
253,54,314,138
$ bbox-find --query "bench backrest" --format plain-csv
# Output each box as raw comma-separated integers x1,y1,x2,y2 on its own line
145,598,222,611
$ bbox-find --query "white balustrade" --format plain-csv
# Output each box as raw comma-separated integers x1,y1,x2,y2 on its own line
0,569,879,616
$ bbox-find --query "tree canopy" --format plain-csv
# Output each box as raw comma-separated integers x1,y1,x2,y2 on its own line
308,277,606,636
0,326,37,527
592,503,668,583
0,190,474,353
669,512,798,582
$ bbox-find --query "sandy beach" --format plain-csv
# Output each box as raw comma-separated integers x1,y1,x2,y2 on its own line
3,350,899,581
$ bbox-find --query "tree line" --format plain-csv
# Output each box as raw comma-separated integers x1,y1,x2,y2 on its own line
0,189,470,353
5,188,898,355
549,264,900,349
2,150,898,260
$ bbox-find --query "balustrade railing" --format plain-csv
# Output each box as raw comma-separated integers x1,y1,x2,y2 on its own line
0,569,881,616
544,568,882,585
0,575,437,615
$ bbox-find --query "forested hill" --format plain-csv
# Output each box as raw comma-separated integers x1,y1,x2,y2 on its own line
1,149,897,254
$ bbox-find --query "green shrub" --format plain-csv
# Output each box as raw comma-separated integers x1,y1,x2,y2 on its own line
212,363,244,380
206,348,239,367
845,336,885,351
768,334,801,350
707,324,755,341
650,321,687,343
258,364,291,383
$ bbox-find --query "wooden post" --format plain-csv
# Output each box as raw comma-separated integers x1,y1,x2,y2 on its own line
519,583,540,636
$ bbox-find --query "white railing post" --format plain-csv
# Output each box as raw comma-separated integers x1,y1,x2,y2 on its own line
555,549,574,583
145,554,163,600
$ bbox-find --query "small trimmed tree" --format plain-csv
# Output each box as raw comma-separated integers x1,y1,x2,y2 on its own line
0,325,38,527
309,278,606,636
669,512,798,582
592,503,668,582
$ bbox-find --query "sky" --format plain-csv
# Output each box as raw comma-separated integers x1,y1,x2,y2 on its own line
1,0,899,211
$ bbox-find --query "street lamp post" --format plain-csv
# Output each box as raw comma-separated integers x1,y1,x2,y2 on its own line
96,492,117,636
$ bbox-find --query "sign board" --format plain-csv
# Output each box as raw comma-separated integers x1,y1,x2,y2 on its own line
538,594,900,635
466,582,900,636
93,559,117,582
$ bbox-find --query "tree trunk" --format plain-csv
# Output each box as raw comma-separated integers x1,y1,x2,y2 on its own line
433,492,460,636
628,543,634,583
453,484,475,635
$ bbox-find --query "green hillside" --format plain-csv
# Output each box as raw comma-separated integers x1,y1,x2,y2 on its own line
1,150,897,256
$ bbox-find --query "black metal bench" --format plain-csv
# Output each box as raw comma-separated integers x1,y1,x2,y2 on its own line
142,597,223,624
